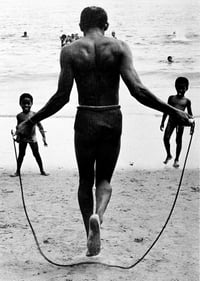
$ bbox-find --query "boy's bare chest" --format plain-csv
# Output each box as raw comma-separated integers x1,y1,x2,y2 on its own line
170,96,188,109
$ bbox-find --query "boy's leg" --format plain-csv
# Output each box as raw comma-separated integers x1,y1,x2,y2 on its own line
29,142,48,175
163,121,175,164
173,126,184,168
12,142,27,176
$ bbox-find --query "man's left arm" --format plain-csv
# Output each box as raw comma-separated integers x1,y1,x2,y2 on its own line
119,42,192,126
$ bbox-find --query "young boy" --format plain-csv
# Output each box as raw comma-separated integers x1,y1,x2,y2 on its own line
11,93,49,176
160,77,193,168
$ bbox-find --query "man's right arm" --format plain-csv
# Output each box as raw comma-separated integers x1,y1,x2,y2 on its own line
17,48,74,136
29,47,74,124
119,42,191,126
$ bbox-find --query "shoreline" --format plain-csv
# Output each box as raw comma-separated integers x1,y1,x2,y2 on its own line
1,114,199,172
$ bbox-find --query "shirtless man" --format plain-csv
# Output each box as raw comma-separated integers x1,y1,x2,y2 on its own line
160,77,193,168
16,7,193,256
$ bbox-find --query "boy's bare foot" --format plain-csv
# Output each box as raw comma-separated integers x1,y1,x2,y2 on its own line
86,214,101,257
173,160,179,168
40,171,49,176
163,155,172,164
10,172,19,177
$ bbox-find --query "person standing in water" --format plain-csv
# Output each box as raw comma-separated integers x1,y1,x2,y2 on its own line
16,7,193,256
22,31,28,38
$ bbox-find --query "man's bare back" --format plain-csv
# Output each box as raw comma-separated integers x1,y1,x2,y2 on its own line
62,32,123,106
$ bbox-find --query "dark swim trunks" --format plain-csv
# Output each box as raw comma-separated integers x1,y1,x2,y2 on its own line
74,106,122,183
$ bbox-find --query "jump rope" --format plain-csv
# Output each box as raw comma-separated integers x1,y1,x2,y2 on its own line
11,122,195,269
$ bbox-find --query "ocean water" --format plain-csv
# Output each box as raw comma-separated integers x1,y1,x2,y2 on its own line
0,0,200,117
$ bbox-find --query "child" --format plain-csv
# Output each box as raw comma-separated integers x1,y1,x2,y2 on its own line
11,93,49,176
160,77,193,168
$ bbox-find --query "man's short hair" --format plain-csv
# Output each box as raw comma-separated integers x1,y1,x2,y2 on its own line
19,93,33,104
80,6,108,31
175,77,189,90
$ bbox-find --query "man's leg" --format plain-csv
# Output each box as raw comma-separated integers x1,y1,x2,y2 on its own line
74,132,95,237
163,121,175,164
78,177,95,236
173,126,184,168
29,142,48,175
74,108,122,256
95,180,112,225
85,135,121,257
95,138,121,224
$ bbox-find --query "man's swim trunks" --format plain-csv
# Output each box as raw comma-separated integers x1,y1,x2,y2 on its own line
74,105,122,143
74,105,122,182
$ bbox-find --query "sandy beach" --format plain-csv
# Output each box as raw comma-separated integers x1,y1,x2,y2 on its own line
0,115,199,281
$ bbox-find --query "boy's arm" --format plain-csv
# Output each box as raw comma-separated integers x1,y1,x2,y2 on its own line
160,113,167,131
160,96,171,131
15,114,21,133
119,42,192,126
16,114,20,128
37,122,48,146
14,115,20,140
187,99,193,117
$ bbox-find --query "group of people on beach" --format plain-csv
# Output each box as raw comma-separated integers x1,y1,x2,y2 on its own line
60,30,117,47
60,33,81,47
13,6,194,257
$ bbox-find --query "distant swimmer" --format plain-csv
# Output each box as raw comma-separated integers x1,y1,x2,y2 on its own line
60,34,67,47
111,31,117,39
22,31,28,38
160,77,193,168
167,56,174,63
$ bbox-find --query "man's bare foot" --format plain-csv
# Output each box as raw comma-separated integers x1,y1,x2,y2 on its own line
10,172,19,177
40,171,49,176
163,155,172,164
173,160,179,168
86,214,101,257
